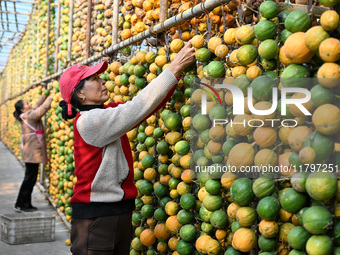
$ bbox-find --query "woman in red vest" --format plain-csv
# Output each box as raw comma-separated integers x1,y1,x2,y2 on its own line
59,41,195,255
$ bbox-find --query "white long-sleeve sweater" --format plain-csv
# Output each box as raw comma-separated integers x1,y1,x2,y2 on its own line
71,68,178,218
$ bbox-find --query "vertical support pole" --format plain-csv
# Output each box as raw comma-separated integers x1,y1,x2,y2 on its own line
112,0,119,45
41,0,51,185
4,73,6,102
7,64,9,99
12,52,15,96
4,73,6,101
159,0,168,23
20,46,23,93
0,77,2,104
3,76,5,102
40,155,45,184
40,95,47,185
6,72,9,100
24,41,28,90
67,0,74,65
31,25,35,85
17,49,21,94
55,0,61,72
36,11,39,80
36,13,40,64
9,60,11,98
15,49,18,95
85,0,92,59
9,64,11,98
14,56,17,95
2,77,4,103
45,0,51,77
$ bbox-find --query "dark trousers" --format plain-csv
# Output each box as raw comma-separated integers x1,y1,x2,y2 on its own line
15,163,39,208
70,212,132,255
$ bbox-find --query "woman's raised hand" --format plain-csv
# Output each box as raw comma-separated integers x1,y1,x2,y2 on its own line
168,40,196,78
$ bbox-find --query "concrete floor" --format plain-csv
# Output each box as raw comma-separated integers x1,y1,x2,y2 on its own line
0,142,72,255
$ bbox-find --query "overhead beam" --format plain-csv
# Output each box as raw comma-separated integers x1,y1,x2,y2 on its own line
0,11,30,15
0,30,21,32
0,40,19,45
1,0,34,4
277,2,329,17
0,36,22,44
0,20,27,25
0,35,21,39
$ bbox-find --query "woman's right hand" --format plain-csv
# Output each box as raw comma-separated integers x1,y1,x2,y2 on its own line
168,40,196,78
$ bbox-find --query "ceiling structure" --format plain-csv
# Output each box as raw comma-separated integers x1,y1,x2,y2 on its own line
0,0,34,73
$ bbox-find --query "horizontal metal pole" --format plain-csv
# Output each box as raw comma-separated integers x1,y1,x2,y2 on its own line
0,41,22,48
31,0,230,87
0,39,21,42
0,35,22,39
0,20,27,26
0,11,30,15
2,0,34,4
0,43,17,47
0,30,22,33
277,2,329,17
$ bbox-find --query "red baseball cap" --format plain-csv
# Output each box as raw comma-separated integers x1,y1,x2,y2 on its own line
59,61,108,115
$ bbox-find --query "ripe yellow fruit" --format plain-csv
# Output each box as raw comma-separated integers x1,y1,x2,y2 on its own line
191,35,205,48
208,36,222,53
170,39,184,53
65,239,71,246
214,44,229,58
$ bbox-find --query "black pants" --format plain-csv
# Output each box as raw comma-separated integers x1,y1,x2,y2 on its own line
70,212,133,255
15,163,39,208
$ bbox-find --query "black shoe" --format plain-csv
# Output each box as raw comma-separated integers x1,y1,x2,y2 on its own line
13,206,23,213
13,206,36,212
28,206,38,211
